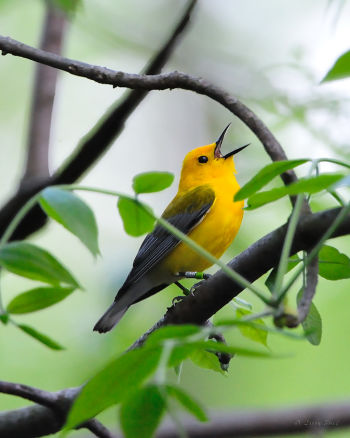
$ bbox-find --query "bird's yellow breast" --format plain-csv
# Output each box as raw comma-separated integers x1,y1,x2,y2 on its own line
161,180,243,274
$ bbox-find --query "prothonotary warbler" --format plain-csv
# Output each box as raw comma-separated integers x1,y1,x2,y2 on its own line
94,125,248,333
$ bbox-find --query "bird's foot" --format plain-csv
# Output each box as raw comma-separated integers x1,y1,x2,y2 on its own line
172,295,185,305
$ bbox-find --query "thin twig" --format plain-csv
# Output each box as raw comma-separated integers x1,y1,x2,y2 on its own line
298,256,319,323
82,419,117,438
0,33,297,189
21,2,67,186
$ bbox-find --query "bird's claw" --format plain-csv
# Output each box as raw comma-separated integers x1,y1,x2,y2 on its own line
172,295,185,305
189,281,201,295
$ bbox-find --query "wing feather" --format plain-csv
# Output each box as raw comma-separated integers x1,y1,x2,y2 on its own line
119,185,215,291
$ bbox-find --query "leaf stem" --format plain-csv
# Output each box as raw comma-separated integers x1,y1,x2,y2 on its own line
0,193,42,313
61,185,271,304
0,193,41,248
273,161,320,303
272,194,304,301
0,184,270,310
154,341,174,384
316,158,350,170
156,216,270,304
278,202,350,300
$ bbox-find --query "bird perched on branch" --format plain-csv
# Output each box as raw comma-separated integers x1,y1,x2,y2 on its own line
94,125,248,333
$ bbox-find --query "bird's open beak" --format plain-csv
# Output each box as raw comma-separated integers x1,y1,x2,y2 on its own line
214,123,250,159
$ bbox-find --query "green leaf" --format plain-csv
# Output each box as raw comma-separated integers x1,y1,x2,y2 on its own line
332,175,350,189
322,50,350,83
265,256,301,293
40,188,100,257
0,313,9,324
17,324,64,350
166,384,208,422
65,346,162,430
235,160,308,201
7,286,75,314
318,245,350,280
169,344,202,368
133,171,174,194
246,174,344,210
235,308,268,347
120,384,165,438
117,198,155,237
189,349,225,375
146,325,201,346
216,319,305,340
0,242,80,288
297,290,322,346
52,0,82,13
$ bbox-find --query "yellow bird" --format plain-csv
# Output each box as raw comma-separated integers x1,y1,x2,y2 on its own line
94,125,248,333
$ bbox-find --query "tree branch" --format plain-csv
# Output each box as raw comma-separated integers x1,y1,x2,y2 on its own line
0,0,197,241
0,382,115,438
155,401,350,437
21,2,67,186
0,31,296,187
0,381,57,409
131,206,350,349
0,207,349,436
2,385,350,437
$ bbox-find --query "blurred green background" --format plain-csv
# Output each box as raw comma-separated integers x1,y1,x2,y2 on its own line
1,0,350,436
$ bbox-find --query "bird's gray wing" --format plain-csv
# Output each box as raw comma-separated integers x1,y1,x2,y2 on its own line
118,185,215,293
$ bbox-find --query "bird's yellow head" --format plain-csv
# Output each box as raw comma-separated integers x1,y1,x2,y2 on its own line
178,125,249,192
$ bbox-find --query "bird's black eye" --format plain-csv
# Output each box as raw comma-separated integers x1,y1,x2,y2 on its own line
198,155,208,164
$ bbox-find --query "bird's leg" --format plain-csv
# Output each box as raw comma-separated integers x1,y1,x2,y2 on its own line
177,271,213,295
174,281,190,296
172,272,212,304
178,271,212,280
172,281,191,305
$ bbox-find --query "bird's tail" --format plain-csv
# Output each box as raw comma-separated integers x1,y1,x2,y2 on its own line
93,301,128,333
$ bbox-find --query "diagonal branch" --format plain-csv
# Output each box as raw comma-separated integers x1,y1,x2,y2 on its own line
0,207,349,437
131,206,350,349
21,2,67,186
0,0,197,241
55,0,197,184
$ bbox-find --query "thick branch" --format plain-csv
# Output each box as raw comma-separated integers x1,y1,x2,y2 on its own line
0,207,349,436
0,0,196,241
21,3,67,185
131,207,350,348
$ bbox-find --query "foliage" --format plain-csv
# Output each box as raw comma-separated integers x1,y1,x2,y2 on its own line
322,49,350,83
0,158,349,436
40,188,100,257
